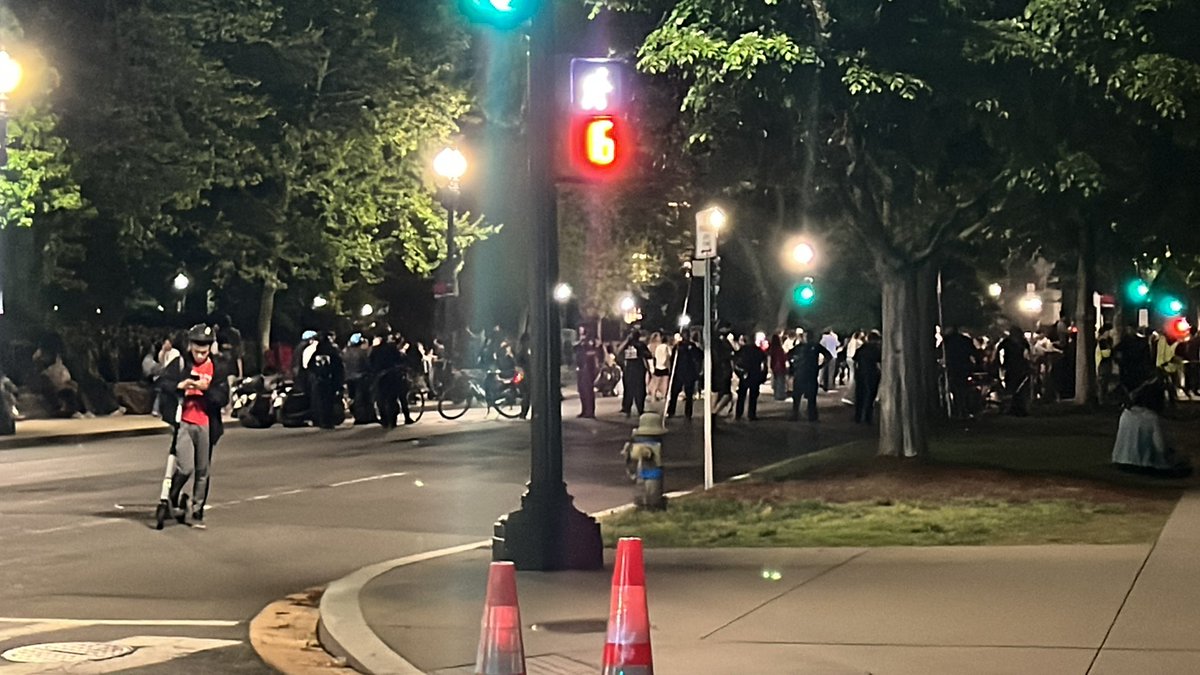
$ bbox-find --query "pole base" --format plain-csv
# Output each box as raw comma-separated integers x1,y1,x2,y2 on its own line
492,483,603,571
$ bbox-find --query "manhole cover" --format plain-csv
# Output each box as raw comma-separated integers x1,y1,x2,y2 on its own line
2,642,136,664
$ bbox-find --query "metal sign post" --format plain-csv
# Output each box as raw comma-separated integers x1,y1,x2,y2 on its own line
694,207,724,490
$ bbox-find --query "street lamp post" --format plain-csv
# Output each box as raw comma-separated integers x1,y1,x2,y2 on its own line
492,1,603,571
173,273,190,314
433,146,468,355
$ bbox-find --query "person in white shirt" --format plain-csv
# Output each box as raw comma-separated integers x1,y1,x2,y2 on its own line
819,328,840,391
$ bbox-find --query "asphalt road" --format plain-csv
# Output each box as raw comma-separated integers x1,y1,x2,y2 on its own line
0,390,869,674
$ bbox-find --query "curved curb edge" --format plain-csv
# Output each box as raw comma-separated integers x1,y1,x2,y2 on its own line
318,540,490,675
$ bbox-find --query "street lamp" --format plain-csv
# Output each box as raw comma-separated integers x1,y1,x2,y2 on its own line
311,295,329,309
360,303,374,318
988,283,1003,298
618,294,636,313
553,282,572,304
433,146,467,355
433,146,468,288
0,51,21,167
791,242,815,266
173,273,190,313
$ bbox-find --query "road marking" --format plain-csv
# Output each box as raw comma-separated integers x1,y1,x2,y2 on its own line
328,472,408,487
18,471,413,537
0,617,241,627
0,622,68,641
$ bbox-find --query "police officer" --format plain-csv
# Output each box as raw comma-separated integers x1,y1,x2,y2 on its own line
734,333,767,421
574,326,601,418
619,328,652,417
308,331,344,430
789,329,831,422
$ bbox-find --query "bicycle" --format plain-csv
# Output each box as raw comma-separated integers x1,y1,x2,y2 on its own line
437,368,525,420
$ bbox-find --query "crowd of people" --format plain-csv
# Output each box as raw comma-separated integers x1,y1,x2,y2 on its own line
571,324,885,426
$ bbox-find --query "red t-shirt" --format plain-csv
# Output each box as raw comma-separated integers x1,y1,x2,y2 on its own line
180,358,214,426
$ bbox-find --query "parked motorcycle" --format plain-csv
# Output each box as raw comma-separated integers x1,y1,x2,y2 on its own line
231,375,276,428
271,379,347,428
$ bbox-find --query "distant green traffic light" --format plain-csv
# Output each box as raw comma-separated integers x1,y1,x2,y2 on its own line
1159,296,1184,316
1126,279,1150,304
793,278,816,306
457,0,539,29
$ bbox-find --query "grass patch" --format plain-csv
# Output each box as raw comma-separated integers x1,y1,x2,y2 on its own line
601,497,1172,547
601,405,1196,548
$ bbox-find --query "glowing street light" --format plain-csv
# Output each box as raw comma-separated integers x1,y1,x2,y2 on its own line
1019,293,1043,316
987,283,1002,298
0,50,21,167
553,282,572,303
360,303,374,317
433,146,468,183
791,242,815,266
618,294,636,313
678,313,691,328
312,295,329,309
173,273,190,291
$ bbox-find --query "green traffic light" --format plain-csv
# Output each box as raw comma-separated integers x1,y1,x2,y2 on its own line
1125,279,1150,303
458,0,539,28
793,281,816,306
1160,296,1184,316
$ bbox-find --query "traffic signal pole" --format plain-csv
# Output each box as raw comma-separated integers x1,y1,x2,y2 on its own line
492,0,603,571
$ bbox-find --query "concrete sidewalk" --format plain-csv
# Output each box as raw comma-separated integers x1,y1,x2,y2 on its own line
319,493,1200,674
0,414,170,450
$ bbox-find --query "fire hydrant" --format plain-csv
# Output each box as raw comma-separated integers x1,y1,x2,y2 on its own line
623,413,666,510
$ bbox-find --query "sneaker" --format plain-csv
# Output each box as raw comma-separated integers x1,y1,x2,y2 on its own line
174,494,189,525
191,506,205,528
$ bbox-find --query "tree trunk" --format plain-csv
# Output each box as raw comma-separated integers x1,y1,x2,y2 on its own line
917,263,941,420
877,264,930,458
1073,221,1097,405
734,237,774,327
257,281,277,365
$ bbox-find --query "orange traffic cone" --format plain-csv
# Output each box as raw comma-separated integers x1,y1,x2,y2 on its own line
602,537,653,674
475,561,526,675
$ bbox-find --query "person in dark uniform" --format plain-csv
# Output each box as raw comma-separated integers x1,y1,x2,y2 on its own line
574,326,601,418
712,324,735,414
307,332,344,430
853,330,883,423
666,333,701,419
943,326,977,419
788,329,832,422
369,333,413,428
618,328,651,417
996,327,1032,416
734,334,767,421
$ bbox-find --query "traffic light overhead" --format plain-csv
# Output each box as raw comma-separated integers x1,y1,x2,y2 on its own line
1126,279,1150,304
793,277,816,306
457,0,540,29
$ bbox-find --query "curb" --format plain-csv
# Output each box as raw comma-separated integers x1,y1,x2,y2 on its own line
0,425,170,451
318,541,490,675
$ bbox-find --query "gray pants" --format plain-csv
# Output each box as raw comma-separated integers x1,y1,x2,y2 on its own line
169,422,211,512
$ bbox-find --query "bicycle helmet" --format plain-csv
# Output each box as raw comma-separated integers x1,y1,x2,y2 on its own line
301,330,318,341
349,332,364,346
187,324,216,345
